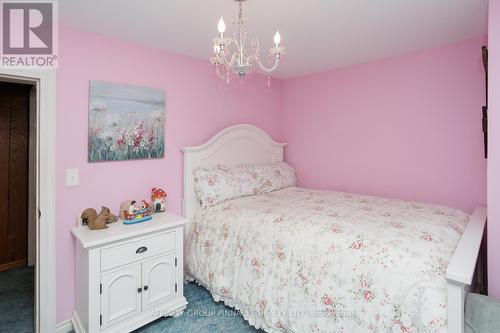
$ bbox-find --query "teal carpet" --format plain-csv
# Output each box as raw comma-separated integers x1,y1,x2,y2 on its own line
135,282,264,333
0,267,263,333
1,266,497,333
0,266,34,333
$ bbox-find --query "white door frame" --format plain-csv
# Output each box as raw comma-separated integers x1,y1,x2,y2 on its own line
0,68,56,333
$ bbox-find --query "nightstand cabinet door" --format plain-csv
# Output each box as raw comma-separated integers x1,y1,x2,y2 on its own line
142,253,176,311
101,264,142,329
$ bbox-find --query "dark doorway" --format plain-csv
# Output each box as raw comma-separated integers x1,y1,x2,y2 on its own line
0,81,35,332
0,82,31,272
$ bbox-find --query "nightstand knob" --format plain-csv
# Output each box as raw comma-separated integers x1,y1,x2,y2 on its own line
144,285,148,291
137,287,142,293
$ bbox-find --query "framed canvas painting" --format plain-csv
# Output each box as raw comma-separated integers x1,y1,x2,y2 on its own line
88,81,165,162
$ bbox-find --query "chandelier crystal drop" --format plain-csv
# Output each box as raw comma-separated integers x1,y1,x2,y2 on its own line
210,0,286,83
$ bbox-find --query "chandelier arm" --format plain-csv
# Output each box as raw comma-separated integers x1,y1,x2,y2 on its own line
246,54,256,66
233,27,242,51
241,33,247,63
258,57,280,73
238,31,244,66
218,42,235,68
215,64,229,82
217,51,228,66
252,38,261,57
229,52,238,67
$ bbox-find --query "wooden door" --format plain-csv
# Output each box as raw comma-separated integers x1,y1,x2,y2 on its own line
141,254,176,311
101,264,142,329
0,82,30,272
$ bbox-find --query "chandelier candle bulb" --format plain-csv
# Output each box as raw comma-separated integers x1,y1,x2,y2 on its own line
218,17,226,37
274,30,281,47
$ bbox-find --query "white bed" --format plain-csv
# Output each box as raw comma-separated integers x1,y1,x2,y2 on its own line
181,124,487,333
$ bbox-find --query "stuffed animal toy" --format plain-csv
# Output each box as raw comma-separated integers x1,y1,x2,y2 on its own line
81,208,97,227
107,211,119,223
87,207,114,230
151,188,167,212
81,207,117,230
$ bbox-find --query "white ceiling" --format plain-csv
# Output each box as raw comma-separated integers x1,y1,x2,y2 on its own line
60,0,488,79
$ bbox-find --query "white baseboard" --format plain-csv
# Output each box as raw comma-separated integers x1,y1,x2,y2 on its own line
55,318,73,333
71,311,85,333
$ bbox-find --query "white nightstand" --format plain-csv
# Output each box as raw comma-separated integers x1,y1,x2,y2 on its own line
71,212,188,333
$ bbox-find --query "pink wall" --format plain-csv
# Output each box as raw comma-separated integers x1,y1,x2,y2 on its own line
56,27,489,321
281,37,487,214
56,27,282,321
488,0,500,299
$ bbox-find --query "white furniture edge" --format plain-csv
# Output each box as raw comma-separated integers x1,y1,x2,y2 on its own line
446,206,487,333
56,318,74,333
71,213,188,249
182,124,488,333
181,124,286,222
71,310,84,333
0,68,57,333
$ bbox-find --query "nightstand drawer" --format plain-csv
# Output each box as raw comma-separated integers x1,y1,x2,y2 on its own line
101,230,176,271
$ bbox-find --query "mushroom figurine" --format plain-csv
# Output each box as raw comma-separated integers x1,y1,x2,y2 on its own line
151,188,167,213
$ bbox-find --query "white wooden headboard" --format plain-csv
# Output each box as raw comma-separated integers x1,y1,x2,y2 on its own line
181,124,286,221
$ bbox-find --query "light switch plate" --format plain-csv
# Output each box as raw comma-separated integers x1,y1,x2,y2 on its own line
66,168,79,186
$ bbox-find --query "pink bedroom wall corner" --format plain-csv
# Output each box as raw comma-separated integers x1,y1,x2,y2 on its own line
56,26,282,322
281,37,487,215
488,0,500,300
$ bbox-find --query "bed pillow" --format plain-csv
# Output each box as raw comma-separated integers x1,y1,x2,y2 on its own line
193,162,296,208
193,165,259,208
253,162,296,194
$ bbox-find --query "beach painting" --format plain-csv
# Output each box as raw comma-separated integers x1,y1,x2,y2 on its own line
88,81,165,162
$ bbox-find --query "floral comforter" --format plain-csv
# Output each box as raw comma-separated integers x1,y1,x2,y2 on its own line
185,187,469,333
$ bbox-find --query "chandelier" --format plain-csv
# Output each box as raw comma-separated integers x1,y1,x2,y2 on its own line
210,0,285,83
